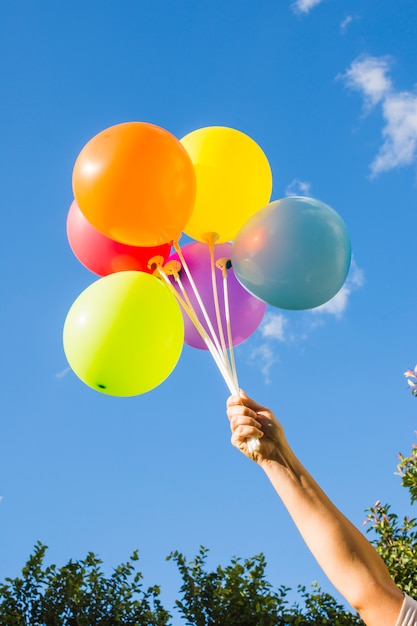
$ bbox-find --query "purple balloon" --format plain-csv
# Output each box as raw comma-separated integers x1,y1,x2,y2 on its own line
169,242,266,351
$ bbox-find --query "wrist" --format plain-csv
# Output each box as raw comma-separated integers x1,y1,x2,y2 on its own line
259,440,298,474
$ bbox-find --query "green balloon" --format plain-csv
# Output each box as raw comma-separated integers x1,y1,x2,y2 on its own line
63,271,184,396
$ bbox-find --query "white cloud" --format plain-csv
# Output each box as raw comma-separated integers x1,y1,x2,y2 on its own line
246,313,286,383
291,0,324,15
341,54,417,175
56,367,71,379
247,343,280,384
341,55,392,108
310,259,365,318
260,312,287,341
371,92,417,175
285,178,312,197
340,15,353,33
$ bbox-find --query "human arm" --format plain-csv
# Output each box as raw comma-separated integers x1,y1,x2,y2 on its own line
226,391,404,626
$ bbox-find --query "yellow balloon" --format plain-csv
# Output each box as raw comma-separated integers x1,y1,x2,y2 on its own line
180,126,272,243
63,271,184,396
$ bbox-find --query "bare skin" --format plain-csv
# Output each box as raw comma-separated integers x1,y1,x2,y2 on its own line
227,390,404,626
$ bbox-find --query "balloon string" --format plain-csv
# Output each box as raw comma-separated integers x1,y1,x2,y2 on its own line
216,258,259,453
172,241,223,357
207,237,229,363
176,276,238,393
175,274,218,350
222,272,238,389
156,257,259,453
155,265,238,395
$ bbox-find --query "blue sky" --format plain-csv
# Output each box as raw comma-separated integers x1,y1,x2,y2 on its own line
1,0,416,620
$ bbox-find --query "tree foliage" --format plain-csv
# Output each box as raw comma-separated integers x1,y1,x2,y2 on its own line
167,547,290,625
1,438,416,625
397,439,417,504
363,437,417,598
0,542,170,626
168,546,362,625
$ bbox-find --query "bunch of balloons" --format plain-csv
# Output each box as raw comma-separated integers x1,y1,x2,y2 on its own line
63,121,351,420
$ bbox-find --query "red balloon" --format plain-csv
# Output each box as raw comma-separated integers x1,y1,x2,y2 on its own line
66,200,171,276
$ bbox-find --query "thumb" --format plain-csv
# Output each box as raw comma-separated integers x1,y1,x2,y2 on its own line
238,390,269,413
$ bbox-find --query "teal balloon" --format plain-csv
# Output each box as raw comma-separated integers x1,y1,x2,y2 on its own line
231,196,351,310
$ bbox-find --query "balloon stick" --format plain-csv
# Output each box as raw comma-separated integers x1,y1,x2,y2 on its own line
153,263,238,395
173,241,224,356
176,276,238,393
215,258,238,389
206,234,228,360
215,257,260,454
153,253,261,454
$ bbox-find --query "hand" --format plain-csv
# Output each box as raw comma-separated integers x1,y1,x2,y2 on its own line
226,390,289,465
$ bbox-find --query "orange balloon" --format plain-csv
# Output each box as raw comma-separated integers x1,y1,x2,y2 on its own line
72,122,196,247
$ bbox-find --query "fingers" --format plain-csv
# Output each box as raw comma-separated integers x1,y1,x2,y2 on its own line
228,411,264,457
231,424,263,449
228,409,262,431
227,390,269,414
227,402,259,426
226,391,272,454
229,412,263,446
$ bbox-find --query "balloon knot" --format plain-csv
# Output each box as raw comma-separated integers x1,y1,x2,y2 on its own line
202,232,220,245
215,258,232,278
162,260,182,280
148,255,165,272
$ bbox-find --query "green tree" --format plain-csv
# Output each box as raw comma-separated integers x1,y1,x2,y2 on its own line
0,542,170,626
1,439,416,625
364,437,417,597
397,438,417,504
290,583,363,625
168,546,362,625
167,546,290,625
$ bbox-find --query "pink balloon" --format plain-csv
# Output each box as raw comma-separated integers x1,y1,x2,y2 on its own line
169,242,266,350
67,200,172,276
